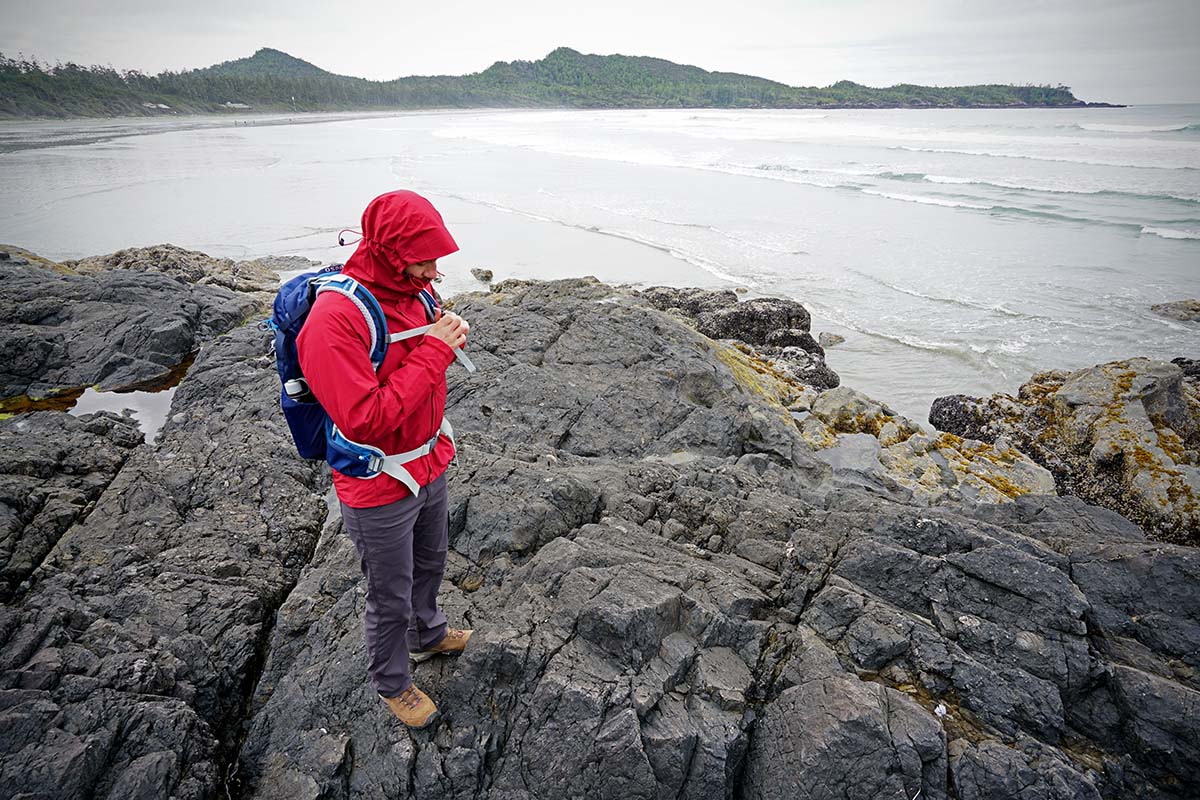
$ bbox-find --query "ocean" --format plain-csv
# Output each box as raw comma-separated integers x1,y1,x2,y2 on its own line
1,105,1197,421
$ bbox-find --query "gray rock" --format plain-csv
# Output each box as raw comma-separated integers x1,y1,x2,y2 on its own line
3,274,1197,800
0,252,260,398
639,286,839,392
804,386,1056,505
697,298,810,344
1150,299,1200,322
63,243,288,298
470,268,493,283
0,324,329,799
232,281,1197,800
0,410,142,601
744,676,946,800
930,358,1200,543
818,331,846,348
638,286,737,319
760,344,840,390
763,328,821,353
639,288,813,344
949,738,1102,800
1174,357,1200,380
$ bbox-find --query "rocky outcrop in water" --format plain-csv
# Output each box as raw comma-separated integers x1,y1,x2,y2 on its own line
62,243,304,302
930,358,1200,545
0,247,264,398
797,385,1056,505
640,287,840,390
1,266,1197,800
1151,299,1200,322
817,331,844,348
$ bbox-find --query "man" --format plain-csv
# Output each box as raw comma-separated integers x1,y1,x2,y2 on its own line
297,190,471,728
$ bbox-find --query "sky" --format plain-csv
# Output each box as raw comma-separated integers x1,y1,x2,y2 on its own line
2,0,1198,104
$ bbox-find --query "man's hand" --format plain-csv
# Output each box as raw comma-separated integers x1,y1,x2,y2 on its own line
427,310,469,349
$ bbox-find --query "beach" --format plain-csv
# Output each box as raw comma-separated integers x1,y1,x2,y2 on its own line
1,106,1197,420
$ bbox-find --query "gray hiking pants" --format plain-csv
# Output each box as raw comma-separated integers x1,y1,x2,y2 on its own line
340,473,450,697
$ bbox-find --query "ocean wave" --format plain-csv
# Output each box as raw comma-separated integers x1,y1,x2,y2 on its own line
842,268,1053,323
1077,123,1197,133
861,193,1187,236
803,306,999,368
706,163,849,189
723,165,1188,233
1141,226,1200,240
888,145,1197,171
748,162,884,178
589,227,749,283
861,189,992,210
873,172,1200,205
987,205,1141,230
690,162,1200,236
920,174,976,185
875,171,1200,204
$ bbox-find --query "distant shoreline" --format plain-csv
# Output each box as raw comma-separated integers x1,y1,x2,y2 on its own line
0,103,1133,153
0,101,1126,125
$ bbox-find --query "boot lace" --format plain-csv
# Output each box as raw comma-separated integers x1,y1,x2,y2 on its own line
397,686,422,709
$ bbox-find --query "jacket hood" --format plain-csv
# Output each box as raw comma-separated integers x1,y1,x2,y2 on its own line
342,190,459,297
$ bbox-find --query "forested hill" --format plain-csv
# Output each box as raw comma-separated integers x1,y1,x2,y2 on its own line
0,46,1112,119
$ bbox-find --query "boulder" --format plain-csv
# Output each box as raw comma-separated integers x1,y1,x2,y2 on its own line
638,286,736,319
697,298,811,344
640,287,839,392
1173,357,1200,380
0,250,261,398
62,243,292,299
819,332,846,348
930,359,1200,544
1150,299,1200,322
802,386,1056,505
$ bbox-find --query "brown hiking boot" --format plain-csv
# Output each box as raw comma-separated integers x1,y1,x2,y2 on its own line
410,628,473,664
380,684,438,728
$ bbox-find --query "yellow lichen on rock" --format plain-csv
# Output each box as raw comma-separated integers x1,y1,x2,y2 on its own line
931,358,1199,543
713,341,805,412
805,385,1056,506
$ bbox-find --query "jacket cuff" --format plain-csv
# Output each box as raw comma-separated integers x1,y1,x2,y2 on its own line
423,336,458,370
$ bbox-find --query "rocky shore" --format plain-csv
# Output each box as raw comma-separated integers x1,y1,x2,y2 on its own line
1,246,1197,799
930,358,1199,545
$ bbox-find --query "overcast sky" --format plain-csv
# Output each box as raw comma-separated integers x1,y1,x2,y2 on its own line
2,0,1197,104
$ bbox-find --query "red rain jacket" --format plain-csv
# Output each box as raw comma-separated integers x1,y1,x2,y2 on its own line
297,190,460,508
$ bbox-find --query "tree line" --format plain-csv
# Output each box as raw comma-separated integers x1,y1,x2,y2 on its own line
0,48,1091,119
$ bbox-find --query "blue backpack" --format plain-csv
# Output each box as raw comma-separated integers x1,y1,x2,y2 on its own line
267,265,473,496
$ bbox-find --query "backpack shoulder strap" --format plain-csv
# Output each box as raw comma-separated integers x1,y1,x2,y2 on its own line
417,288,441,323
312,275,388,369
383,285,478,374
